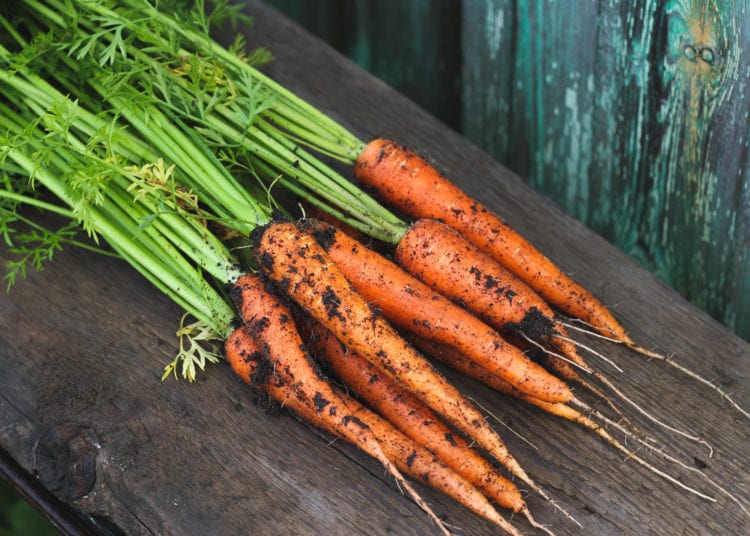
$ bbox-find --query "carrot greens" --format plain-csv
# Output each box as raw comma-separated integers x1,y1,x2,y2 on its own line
9,0,408,244
0,31,261,380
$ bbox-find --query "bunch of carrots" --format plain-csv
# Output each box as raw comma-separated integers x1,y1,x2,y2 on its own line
2,1,748,534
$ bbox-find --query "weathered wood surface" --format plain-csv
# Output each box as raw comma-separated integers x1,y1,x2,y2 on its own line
1,1,749,534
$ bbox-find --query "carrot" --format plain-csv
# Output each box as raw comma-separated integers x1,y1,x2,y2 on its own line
406,330,625,423
304,321,562,535
394,218,584,367
227,273,453,534
299,217,572,405
225,321,520,535
250,219,569,516
390,218,668,437
353,138,631,344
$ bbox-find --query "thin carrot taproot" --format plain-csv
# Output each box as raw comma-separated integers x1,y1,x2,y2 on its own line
227,273,452,534
405,332,724,505
298,217,572,405
250,219,572,519
353,138,631,345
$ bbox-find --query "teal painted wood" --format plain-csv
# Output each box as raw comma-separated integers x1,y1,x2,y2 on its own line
264,0,462,130
462,0,750,339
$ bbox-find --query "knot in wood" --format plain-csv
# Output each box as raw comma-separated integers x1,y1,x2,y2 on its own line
33,423,100,502
683,44,715,64
699,47,714,63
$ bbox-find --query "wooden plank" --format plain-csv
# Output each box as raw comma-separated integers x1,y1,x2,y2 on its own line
1,1,749,535
461,0,750,340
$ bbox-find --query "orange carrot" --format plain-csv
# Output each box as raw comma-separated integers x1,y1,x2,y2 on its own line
394,218,583,367
406,330,595,417
250,220,560,508
227,274,452,534
354,138,632,344
226,320,520,535
299,218,572,405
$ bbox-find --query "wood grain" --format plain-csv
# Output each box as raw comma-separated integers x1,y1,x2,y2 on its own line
1,1,749,535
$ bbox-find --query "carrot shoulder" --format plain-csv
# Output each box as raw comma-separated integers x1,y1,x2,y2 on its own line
354,138,632,344
299,218,571,405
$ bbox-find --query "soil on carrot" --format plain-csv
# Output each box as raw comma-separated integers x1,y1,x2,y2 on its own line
321,286,345,321
245,349,273,385
227,335,278,413
504,307,557,340
444,433,458,446
246,317,271,338
305,220,337,250
469,266,518,305
256,251,275,273
313,392,332,413
341,415,368,429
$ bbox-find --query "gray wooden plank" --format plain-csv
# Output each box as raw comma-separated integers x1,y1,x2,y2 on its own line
1,1,749,535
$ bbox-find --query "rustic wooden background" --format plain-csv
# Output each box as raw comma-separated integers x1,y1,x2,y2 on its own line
266,0,750,342
1,1,749,535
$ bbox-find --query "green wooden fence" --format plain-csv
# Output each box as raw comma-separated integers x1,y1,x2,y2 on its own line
265,0,750,341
